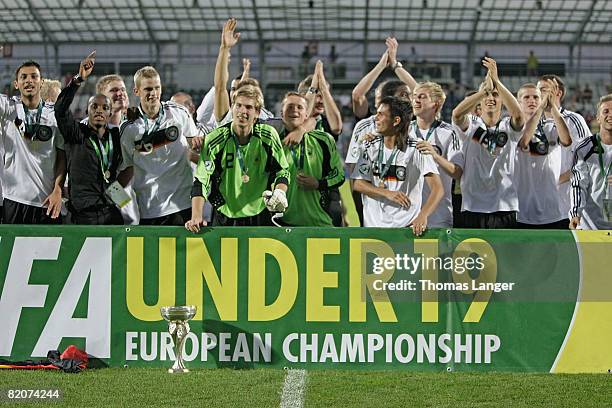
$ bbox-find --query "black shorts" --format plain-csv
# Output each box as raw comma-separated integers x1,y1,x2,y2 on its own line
461,210,517,229
516,219,569,230
211,209,273,226
71,205,124,225
140,208,192,226
326,188,344,227
2,198,62,225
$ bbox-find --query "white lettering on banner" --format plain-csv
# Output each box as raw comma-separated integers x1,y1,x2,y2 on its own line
183,333,198,361
0,237,61,356
339,333,365,362
201,333,217,362
126,332,138,361
126,331,500,364
160,332,174,361
32,238,112,358
126,332,273,363
283,333,500,364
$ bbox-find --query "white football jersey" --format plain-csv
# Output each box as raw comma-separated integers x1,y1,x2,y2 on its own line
351,136,439,227
345,115,376,165
120,101,197,219
0,95,64,207
459,116,521,213
555,108,591,217
570,136,612,230
515,117,569,224
409,120,463,227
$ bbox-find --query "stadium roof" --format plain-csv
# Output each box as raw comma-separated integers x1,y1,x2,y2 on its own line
0,0,610,45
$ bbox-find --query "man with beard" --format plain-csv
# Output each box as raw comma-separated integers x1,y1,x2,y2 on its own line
351,96,443,235
185,85,290,230
0,60,65,224
55,51,131,224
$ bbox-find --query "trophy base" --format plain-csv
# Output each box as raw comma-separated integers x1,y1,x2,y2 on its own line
168,367,190,374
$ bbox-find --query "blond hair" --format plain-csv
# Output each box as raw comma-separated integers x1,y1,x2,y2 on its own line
281,91,307,107
233,84,264,111
96,74,124,94
597,94,612,115
413,81,446,117
40,79,61,102
133,66,160,88
517,83,539,99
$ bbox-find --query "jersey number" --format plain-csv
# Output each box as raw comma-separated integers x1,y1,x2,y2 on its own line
225,153,234,168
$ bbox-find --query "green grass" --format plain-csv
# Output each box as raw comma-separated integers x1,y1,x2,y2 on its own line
0,368,610,407
306,371,612,408
0,368,283,407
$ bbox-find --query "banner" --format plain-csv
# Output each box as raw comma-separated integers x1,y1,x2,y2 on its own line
0,226,611,373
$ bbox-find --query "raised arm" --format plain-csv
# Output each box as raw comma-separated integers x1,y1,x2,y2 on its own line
452,77,491,131
386,37,417,92
213,18,240,122
483,57,523,130
315,61,343,135
240,58,251,82
546,79,572,147
352,50,388,119
519,94,546,150
54,50,96,144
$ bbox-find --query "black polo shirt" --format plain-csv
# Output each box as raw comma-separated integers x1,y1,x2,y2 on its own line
54,80,124,211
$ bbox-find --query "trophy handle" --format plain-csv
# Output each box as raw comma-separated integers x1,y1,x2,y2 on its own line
169,321,190,373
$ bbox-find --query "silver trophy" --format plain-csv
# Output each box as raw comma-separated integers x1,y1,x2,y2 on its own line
160,305,197,373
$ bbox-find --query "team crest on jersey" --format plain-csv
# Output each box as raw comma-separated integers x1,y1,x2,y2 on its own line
359,163,370,175
396,166,406,181
204,160,214,171
351,145,360,158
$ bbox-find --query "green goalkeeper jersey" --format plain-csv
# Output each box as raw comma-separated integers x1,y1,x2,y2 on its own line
195,122,290,218
281,129,345,226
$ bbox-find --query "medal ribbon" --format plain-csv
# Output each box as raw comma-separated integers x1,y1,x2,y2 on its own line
89,135,113,182
23,101,44,137
486,120,502,153
535,118,548,144
290,139,306,171
232,132,249,179
142,105,165,136
411,120,439,141
377,139,399,185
